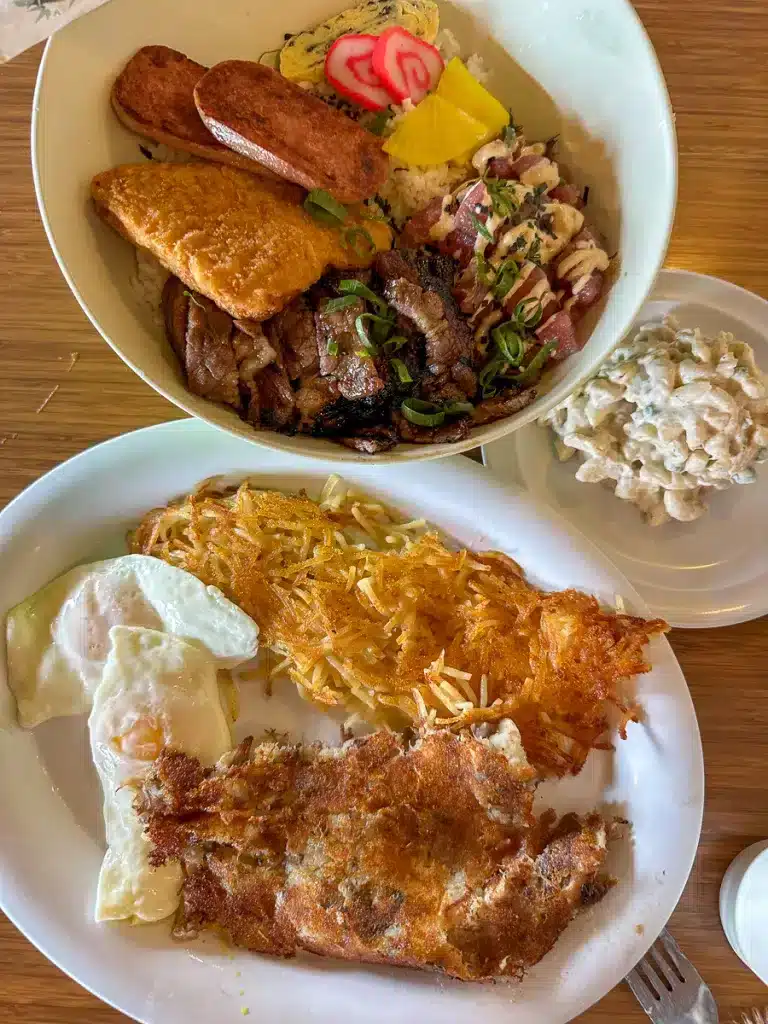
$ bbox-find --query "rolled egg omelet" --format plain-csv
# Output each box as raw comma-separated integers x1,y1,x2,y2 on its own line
89,626,233,924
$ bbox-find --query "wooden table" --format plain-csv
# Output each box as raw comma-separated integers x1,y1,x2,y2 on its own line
1,2,767,1020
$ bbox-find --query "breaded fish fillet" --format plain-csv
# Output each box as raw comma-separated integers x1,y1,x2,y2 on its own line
138,726,611,981
91,162,392,321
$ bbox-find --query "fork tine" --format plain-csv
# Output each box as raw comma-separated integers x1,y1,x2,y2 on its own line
644,946,678,991
657,929,689,978
626,964,665,1023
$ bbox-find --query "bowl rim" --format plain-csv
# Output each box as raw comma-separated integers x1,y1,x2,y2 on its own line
30,0,678,464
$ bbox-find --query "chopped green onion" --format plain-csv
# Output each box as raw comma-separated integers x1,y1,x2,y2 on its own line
526,236,542,266
326,339,340,357
510,341,558,384
401,398,445,427
383,334,408,353
443,400,474,416
476,252,492,285
492,259,521,301
366,111,390,136
390,358,412,383
478,357,505,397
355,313,392,354
344,226,376,258
338,279,389,316
470,211,493,243
304,189,348,225
514,296,544,328
323,294,359,314
182,290,205,309
491,322,525,366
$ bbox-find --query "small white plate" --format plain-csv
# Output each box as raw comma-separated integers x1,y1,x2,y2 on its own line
0,419,702,1024
483,268,768,629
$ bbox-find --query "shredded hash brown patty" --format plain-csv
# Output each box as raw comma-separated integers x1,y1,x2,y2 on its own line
130,476,668,777
138,728,611,981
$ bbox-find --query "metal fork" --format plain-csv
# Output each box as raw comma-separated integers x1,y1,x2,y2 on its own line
626,929,719,1023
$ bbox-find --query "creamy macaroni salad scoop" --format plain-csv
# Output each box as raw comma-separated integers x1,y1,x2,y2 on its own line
544,318,768,526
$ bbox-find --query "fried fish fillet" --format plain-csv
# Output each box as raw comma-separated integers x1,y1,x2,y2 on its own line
111,46,269,174
138,726,611,981
91,162,392,321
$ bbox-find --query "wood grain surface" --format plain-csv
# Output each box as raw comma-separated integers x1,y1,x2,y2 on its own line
1,1,767,1020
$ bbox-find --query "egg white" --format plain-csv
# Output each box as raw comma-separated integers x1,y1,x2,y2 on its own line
89,625,233,924
5,554,259,728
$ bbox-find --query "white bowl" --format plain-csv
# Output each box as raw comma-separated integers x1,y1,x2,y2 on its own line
32,0,676,463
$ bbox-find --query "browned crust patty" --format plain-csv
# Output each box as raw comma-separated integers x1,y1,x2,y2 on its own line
194,60,390,204
138,728,610,981
111,45,274,175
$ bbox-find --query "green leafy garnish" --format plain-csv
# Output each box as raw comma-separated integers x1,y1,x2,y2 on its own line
443,400,474,416
326,339,340,357
343,226,376,258
304,189,348,225
510,341,558,384
513,296,544,329
355,312,394,354
491,258,522,301
383,334,408,354
338,279,389,316
502,113,523,143
401,398,445,427
478,357,506,398
470,211,493,243
323,294,359,314
491,322,526,366
390,358,412,384
483,175,521,220
366,111,390,136
183,290,205,309
527,236,542,266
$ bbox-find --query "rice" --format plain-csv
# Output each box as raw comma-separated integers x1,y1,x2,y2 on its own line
378,160,469,226
129,249,168,329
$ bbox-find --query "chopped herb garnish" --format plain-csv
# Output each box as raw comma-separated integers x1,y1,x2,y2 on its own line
443,400,474,416
366,111,390,136
510,341,558,384
304,189,348,225
355,312,393,353
139,144,153,160
527,236,542,266
492,258,521,301
537,211,556,238
383,334,408,353
401,398,445,427
513,296,544,329
511,234,529,254
470,211,493,243
338,279,389,316
502,112,523,143
326,339,340,357
390,358,412,383
491,322,526,366
182,290,205,309
478,356,506,397
323,294,359,314
483,175,521,220
343,226,376,258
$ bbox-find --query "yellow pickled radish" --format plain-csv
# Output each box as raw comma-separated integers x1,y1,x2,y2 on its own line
436,57,510,136
383,93,494,166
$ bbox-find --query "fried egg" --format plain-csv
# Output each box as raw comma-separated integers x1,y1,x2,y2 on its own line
89,626,233,923
5,554,259,728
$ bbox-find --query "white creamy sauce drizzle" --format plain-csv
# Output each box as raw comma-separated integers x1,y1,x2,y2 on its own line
557,239,611,293
519,158,560,191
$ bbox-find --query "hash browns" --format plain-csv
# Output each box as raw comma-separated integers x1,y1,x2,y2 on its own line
130,476,668,777
138,727,610,981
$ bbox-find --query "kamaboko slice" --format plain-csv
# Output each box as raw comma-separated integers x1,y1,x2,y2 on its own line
325,34,393,111
371,26,444,105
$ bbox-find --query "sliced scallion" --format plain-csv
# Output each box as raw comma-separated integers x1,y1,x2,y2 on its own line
470,211,493,243
338,279,389,316
383,334,408,354
510,341,558,383
443,400,474,416
323,294,359,314
355,313,391,354
491,322,525,366
401,398,445,427
304,189,348,225
390,358,412,384
326,339,340,357
344,226,376,258
514,296,544,328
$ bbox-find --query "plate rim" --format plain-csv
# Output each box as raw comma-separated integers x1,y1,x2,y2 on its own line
483,266,768,629
0,418,705,1023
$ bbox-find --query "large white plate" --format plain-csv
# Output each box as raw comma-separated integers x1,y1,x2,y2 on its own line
31,0,676,462
0,419,703,1024
483,269,768,628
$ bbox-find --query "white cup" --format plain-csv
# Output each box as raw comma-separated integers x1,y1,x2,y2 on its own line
719,840,768,984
